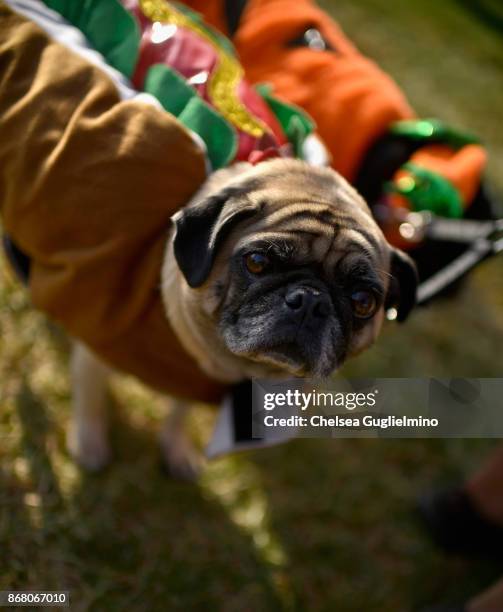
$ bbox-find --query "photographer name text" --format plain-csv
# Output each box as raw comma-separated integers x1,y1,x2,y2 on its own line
262,390,439,430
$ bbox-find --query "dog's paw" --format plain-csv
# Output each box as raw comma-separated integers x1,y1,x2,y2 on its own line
159,431,204,482
67,421,111,472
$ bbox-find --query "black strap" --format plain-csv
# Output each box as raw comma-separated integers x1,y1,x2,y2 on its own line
230,380,254,442
2,235,31,285
224,0,248,37
417,242,492,305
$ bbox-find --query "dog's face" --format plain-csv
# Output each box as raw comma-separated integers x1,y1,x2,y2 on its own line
168,159,417,380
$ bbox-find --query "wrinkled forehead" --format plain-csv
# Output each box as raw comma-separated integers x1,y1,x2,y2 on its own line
242,162,381,233
234,184,390,278
243,159,367,207
238,221,389,282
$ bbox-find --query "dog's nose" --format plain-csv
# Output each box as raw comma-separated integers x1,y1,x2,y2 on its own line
284,286,331,319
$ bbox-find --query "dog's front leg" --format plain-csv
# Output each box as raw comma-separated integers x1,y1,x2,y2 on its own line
67,340,112,471
160,398,204,481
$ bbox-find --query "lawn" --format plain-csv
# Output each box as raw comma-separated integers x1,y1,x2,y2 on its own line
1,0,503,610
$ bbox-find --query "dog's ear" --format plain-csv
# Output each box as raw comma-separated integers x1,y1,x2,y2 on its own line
385,248,418,322
172,184,260,288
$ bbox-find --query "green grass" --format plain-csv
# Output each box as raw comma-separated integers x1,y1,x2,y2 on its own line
1,1,503,610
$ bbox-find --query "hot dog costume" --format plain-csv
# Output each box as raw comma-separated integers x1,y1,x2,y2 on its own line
0,0,491,403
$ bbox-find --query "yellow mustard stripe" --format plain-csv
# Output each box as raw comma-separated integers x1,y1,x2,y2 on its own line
139,0,269,137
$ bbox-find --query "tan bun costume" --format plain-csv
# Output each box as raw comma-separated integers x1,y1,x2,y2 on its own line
0,1,226,401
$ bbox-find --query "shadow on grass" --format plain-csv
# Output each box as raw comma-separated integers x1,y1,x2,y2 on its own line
244,439,501,611
3,322,502,610
0,466,35,587
5,379,287,612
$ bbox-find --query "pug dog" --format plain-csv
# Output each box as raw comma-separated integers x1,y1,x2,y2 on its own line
69,159,417,476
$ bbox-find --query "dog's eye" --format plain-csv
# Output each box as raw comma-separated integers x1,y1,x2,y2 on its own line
350,290,377,319
245,252,271,275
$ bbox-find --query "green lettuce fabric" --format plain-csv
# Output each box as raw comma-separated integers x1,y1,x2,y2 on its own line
256,84,315,158
143,64,237,169
43,0,139,78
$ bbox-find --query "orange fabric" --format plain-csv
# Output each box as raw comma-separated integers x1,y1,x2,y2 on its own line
0,2,225,403
186,0,415,180
404,144,487,206
187,0,485,202
183,0,228,35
